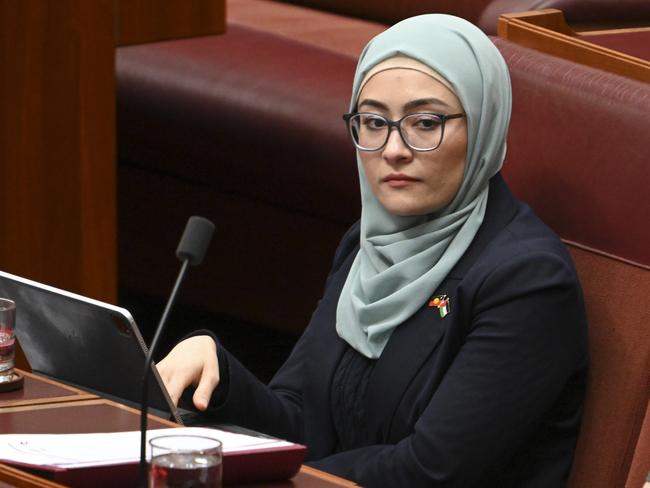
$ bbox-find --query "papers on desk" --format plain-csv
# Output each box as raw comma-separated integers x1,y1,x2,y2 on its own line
0,426,306,486
0,427,294,469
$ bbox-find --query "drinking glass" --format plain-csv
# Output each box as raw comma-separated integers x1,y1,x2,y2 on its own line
0,299,16,383
149,434,223,488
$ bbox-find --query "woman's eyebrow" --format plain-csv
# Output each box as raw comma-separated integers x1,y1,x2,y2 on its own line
404,97,452,111
357,98,388,110
358,97,453,112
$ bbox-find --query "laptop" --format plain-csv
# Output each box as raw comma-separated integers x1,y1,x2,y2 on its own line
0,270,183,424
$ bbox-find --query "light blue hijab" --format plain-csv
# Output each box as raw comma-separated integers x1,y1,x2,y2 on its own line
336,14,512,358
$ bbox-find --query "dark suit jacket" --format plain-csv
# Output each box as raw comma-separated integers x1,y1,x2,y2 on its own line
208,174,589,487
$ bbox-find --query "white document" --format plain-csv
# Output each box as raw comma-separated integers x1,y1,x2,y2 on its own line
0,427,293,469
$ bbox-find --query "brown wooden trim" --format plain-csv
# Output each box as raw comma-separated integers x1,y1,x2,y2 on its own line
0,394,97,409
0,463,66,488
0,370,98,409
0,398,105,414
580,26,650,36
0,399,177,427
497,9,650,83
299,466,359,486
92,398,181,427
573,21,650,33
498,9,574,36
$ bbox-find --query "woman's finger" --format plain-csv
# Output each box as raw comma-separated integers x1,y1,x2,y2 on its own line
193,354,220,411
165,372,190,407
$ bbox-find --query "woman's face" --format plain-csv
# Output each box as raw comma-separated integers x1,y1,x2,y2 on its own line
357,68,468,216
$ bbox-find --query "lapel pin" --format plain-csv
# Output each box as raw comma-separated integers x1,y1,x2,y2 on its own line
428,294,450,318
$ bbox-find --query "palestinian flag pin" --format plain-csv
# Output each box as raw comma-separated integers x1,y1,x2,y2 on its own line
428,294,451,318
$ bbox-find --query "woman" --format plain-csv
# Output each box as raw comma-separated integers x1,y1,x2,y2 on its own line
158,14,588,487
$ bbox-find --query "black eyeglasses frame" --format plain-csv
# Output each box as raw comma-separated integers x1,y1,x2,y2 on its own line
342,112,465,152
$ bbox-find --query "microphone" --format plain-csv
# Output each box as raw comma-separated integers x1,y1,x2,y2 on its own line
139,216,215,486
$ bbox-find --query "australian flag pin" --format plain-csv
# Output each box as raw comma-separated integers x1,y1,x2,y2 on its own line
428,294,451,318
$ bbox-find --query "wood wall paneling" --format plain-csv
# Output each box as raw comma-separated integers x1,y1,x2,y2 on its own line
0,0,116,301
0,1,117,369
115,0,226,46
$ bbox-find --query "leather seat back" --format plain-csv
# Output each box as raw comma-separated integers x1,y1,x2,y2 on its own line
495,37,650,267
567,246,650,488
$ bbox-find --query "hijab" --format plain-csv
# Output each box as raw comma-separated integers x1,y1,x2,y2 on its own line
335,14,512,358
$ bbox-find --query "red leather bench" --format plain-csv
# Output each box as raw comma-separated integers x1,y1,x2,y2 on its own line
117,26,359,333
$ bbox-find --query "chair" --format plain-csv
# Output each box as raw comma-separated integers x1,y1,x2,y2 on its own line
494,36,650,488
566,245,650,488
626,399,650,488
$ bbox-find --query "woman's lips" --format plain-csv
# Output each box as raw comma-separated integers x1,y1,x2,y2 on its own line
382,173,419,188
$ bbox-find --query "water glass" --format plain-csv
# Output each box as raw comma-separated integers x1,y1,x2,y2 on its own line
0,299,16,383
149,434,223,488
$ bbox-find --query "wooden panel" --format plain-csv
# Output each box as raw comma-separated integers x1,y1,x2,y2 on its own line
115,0,226,46
0,0,117,305
0,1,118,370
497,9,650,83
0,370,97,408
0,463,66,488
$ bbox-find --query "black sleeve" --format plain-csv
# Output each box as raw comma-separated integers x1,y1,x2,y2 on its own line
193,221,361,443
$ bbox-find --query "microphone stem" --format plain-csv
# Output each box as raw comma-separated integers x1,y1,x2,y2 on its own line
139,258,190,486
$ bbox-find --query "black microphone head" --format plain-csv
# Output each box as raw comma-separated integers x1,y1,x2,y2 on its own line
176,216,215,265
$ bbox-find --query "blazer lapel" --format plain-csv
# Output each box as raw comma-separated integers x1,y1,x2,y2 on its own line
363,276,460,441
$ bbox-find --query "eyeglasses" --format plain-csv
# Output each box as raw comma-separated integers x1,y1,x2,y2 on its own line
342,112,465,152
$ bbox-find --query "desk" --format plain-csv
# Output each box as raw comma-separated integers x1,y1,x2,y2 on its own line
0,371,356,487
0,371,96,409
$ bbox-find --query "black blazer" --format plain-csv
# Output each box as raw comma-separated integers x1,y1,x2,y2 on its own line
208,174,589,487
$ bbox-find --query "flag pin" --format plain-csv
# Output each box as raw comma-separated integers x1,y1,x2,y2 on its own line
428,294,450,318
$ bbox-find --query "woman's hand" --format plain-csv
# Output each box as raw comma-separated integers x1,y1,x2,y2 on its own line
156,335,219,411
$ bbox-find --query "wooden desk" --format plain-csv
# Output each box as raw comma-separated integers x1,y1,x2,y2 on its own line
0,371,96,409
498,9,650,83
0,372,356,487
0,464,356,488
0,463,66,488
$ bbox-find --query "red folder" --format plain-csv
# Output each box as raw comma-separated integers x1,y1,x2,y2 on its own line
4,443,306,487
